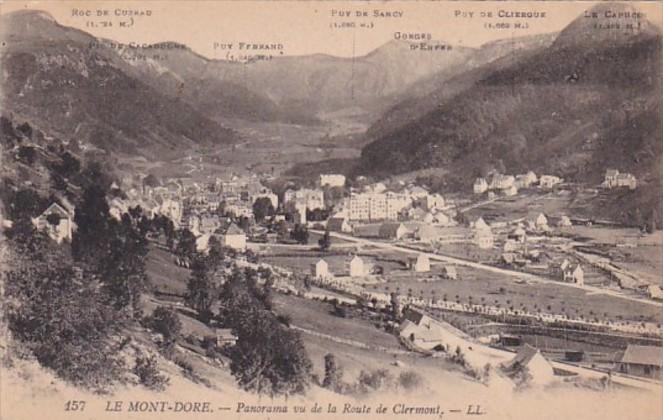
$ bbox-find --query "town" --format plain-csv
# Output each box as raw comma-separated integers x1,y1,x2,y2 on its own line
24,161,662,389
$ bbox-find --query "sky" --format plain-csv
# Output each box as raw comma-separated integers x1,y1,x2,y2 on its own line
1,1,662,58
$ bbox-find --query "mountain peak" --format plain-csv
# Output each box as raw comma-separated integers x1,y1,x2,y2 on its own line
554,2,661,48
2,9,57,25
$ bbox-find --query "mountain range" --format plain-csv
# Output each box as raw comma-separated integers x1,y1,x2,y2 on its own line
1,9,550,156
2,5,661,226
359,2,662,225
120,38,479,124
1,11,240,156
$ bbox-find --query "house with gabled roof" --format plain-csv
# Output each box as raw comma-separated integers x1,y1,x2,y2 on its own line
32,202,74,244
473,178,488,194
441,265,458,280
311,259,330,279
615,345,663,379
408,254,430,273
217,222,246,250
327,217,352,233
563,264,584,286
379,222,408,240
646,284,662,300
501,344,555,386
349,255,366,277
539,175,561,189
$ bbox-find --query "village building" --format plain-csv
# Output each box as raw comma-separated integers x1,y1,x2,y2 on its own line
407,185,429,201
563,264,584,286
473,178,488,194
408,254,430,273
319,174,346,188
603,169,637,190
198,214,222,235
348,193,381,221
503,239,519,252
501,344,555,386
217,223,247,250
615,345,662,379
352,223,383,238
475,230,494,249
432,211,451,226
490,174,515,190
290,202,308,224
557,215,573,227
408,207,428,222
153,197,183,226
501,253,517,266
473,217,490,231
647,284,662,300
348,192,409,221
508,226,527,243
615,173,637,190
604,169,619,187
515,171,537,188
527,213,549,231
539,175,562,189
554,258,571,274
379,222,408,240
441,265,458,280
349,255,366,277
311,259,330,279
370,182,388,194
504,185,518,196
32,202,74,244
215,328,238,347
418,193,445,211
415,224,443,243
195,233,211,253
284,188,325,211
327,217,352,233
108,197,129,221
473,217,494,249
421,212,435,224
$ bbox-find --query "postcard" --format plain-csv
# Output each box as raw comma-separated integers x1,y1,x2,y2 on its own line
1,1,661,419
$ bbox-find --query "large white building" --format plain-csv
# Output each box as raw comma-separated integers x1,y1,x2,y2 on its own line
319,174,346,188
347,192,409,221
284,188,325,211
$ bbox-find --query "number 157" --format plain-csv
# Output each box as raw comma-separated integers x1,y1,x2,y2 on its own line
64,400,86,411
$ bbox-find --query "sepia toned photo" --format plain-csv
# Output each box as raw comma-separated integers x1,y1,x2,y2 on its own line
0,1,661,419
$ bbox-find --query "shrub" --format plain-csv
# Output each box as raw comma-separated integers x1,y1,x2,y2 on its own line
17,146,36,165
175,358,194,375
398,370,423,390
357,369,393,391
333,305,347,318
277,314,291,327
201,336,218,358
148,307,182,343
133,355,169,391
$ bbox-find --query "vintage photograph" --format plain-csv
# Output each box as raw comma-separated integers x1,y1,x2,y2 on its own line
0,1,661,419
